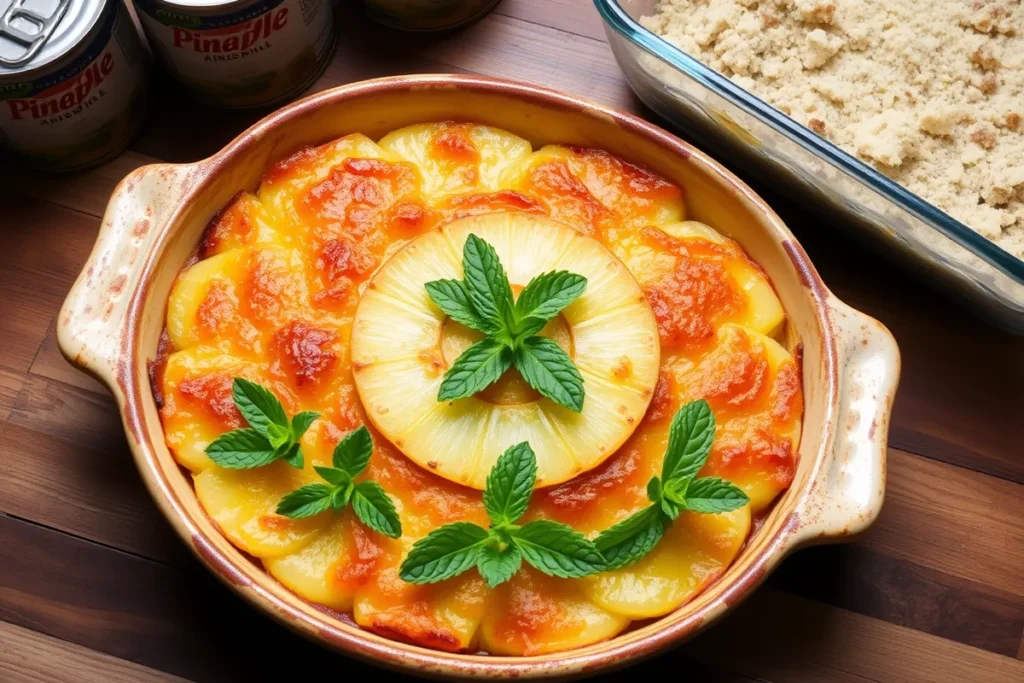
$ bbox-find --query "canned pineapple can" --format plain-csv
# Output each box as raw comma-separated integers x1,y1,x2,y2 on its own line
0,0,149,171
134,0,336,108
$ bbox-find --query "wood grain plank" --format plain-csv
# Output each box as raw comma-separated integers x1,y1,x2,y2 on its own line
0,199,101,382
0,366,23,424
0,420,190,568
771,544,1024,657
29,324,108,396
0,622,188,683
0,151,152,220
493,0,610,41
7,374,125,448
863,449,1024,599
688,589,1024,683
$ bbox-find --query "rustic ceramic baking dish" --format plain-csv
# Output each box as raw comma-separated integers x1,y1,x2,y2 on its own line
58,74,899,678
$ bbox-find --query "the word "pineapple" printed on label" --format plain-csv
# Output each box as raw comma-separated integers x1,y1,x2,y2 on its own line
136,0,335,108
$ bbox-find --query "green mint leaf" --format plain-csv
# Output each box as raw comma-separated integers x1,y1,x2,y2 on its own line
660,496,681,521
276,484,332,519
351,481,402,538
314,466,348,487
593,505,666,571
426,278,495,333
291,411,320,441
206,429,278,469
462,234,514,334
482,442,536,526
515,271,587,326
331,484,352,510
280,443,304,469
266,422,290,449
232,378,289,439
514,337,585,412
477,543,523,588
511,520,604,578
510,315,548,340
662,399,715,487
400,522,489,584
646,476,663,504
680,477,749,514
332,426,373,477
437,338,513,402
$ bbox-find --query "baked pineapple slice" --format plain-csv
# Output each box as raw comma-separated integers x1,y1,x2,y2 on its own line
478,566,629,655
582,506,750,619
194,461,327,558
199,192,279,257
378,122,532,201
614,220,784,342
257,133,392,229
159,347,299,472
354,558,490,652
502,144,685,239
351,212,660,489
263,518,354,611
166,246,311,353
665,323,802,512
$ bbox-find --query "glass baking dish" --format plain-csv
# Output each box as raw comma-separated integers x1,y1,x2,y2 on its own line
595,0,1024,333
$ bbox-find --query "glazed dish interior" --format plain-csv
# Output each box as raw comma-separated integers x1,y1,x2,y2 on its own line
125,87,836,663
151,116,808,655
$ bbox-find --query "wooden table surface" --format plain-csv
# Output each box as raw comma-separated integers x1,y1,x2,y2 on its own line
1,2,1022,681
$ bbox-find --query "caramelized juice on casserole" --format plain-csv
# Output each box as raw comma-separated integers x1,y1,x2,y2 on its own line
156,122,801,654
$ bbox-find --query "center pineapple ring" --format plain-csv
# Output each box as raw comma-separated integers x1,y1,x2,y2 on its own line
351,212,661,490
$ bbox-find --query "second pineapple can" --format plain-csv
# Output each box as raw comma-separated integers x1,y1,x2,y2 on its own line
133,0,335,108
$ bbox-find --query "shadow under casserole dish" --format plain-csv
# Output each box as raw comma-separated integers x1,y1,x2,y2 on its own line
152,120,803,655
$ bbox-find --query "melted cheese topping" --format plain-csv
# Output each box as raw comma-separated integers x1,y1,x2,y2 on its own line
157,122,802,654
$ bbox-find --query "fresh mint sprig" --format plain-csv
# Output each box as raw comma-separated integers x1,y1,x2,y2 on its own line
425,234,587,412
593,399,749,571
205,378,319,470
275,426,402,538
399,442,603,587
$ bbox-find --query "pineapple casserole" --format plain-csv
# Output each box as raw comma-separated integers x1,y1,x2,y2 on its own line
642,0,1024,258
155,122,802,654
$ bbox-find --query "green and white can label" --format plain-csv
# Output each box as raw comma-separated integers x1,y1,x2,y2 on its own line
0,2,148,171
135,0,335,108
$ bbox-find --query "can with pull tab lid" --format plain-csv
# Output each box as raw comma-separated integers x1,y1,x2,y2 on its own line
133,0,336,109
0,0,149,171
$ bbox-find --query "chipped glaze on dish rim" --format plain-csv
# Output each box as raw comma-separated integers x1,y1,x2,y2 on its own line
57,74,900,678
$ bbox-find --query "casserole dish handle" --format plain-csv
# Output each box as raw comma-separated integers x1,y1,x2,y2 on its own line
58,163,198,386
794,299,900,543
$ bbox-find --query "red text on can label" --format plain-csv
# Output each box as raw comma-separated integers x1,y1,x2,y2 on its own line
136,0,335,108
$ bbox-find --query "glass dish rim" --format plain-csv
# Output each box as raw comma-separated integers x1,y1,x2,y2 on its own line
594,0,1024,285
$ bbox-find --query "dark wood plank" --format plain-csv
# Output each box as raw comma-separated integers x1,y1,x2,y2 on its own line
0,622,187,683
28,324,108,397
686,589,1024,683
495,0,610,41
0,420,189,568
0,199,100,382
863,449,1024,599
771,544,1024,657
0,514,376,682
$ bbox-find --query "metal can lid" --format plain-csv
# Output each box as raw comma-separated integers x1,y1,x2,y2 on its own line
0,0,106,75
